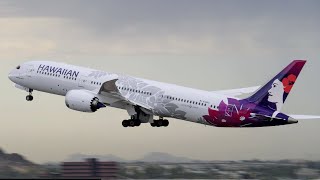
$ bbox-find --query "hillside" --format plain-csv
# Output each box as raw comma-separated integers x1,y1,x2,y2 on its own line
0,148,43,178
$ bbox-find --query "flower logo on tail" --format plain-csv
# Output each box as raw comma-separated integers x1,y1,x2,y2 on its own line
282,74,296,93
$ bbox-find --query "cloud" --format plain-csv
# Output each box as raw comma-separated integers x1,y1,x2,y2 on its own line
0,0,318,56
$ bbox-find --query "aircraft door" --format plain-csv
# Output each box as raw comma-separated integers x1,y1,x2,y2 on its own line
26,64,35,78
78,75,89,88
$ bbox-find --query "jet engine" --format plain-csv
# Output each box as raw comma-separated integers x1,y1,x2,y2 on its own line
65,90,105,112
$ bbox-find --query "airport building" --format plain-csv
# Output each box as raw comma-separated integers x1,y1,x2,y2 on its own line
61,158,119,179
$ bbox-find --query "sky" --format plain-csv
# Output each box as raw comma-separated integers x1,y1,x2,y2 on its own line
0,0,320,163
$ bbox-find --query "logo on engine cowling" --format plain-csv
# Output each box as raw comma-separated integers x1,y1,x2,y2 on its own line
90,97,106,112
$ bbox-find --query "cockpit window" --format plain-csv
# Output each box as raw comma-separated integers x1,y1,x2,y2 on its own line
16,65,20,69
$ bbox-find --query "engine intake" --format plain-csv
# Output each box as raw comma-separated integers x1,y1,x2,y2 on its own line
65,90,105,112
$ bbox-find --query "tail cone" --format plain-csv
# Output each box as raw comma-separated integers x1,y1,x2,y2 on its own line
288,117,298,124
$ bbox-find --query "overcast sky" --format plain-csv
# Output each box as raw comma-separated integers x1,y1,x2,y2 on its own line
0,0,320,163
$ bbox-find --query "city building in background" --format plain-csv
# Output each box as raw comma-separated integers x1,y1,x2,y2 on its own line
61,158,119,179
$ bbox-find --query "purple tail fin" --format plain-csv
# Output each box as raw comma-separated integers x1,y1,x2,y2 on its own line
246,60,306,112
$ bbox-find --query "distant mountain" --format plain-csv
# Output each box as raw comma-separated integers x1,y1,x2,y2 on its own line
0,148,34,165
65,153,127,162
65,152,195,163
137,152,195,163
0,148,43,178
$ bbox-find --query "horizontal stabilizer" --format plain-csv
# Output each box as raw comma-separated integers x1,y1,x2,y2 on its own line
289,115,320,120
212,86,260,97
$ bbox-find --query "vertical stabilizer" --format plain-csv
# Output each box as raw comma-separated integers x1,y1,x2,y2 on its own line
246,60,306,113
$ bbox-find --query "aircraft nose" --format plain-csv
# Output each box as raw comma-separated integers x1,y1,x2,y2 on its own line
8,70,16,82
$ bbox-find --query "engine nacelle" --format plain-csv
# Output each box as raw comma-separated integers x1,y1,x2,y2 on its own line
65,90,105,112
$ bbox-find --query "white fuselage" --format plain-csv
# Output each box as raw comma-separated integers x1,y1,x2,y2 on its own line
9,61,228,126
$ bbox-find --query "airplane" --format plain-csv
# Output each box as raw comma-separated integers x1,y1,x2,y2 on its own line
8,60,320,127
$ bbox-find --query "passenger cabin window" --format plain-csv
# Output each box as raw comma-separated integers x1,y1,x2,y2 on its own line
16,65,20,69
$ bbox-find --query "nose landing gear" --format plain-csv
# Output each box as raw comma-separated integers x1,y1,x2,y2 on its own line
26,89,33,101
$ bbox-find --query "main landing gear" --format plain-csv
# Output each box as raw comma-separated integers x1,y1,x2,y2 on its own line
150,118,169,127
122,106,169,128
122,116,141,127
122,116,169,128
26,89,33,101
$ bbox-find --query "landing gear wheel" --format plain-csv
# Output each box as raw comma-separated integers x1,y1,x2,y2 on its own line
26,95,33,101
134,120,141,127
163,120,169,127
157,120,163,127
128,120,135,127
150,118,169,127
122,120,128,127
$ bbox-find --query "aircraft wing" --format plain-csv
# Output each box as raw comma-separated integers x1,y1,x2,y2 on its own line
98,78,122,98
212,86,260,97
97,78,153,112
